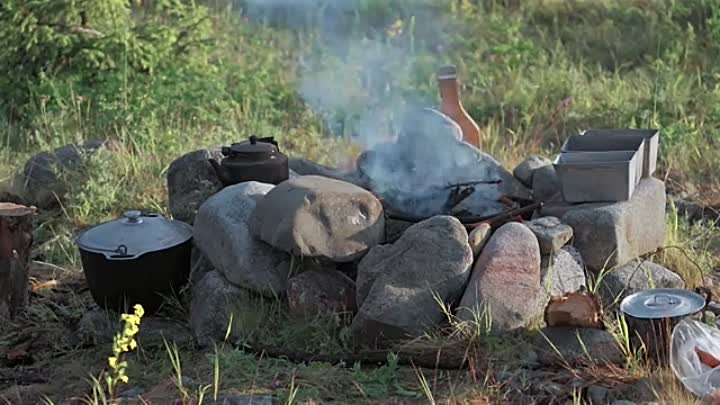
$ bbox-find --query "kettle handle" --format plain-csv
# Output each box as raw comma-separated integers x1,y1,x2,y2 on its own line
255,135,280,151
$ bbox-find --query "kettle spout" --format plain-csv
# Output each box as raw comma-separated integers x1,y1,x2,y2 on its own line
208,159,229,186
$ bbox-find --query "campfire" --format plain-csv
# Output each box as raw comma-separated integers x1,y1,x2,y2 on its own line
352,107,540,228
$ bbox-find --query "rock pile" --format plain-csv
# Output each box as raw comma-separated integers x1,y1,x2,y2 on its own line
163,138,676,351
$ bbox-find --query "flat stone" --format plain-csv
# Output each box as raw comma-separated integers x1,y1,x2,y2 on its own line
287,270,356,319
599,260,684,307
533,327,624,366
194,182,290,296
457,222,543,332
250,175,385,262
541,178,666,271
532,164,561,202
611,401,637,405
612,377,659,403
526,216,573,254
77,310,193,347
136,317,194,347
118,387,145,398
513,155,552,187
166,148,224,224
352,216,473,348
190,270,254,347
77,308,116,345
541,246,587,300
205,396,277,405
468,223,492,258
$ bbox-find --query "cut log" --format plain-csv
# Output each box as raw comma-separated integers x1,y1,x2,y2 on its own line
544,291,604,329
0,203,35,318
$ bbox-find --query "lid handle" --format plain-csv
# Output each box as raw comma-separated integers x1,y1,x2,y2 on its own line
124,211,143,224
645,294,679,307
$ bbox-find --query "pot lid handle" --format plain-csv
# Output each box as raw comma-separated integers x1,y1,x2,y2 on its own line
645,294,680,307
124,210,143,224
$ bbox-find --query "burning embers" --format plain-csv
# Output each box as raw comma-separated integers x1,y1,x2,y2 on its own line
355,108,532,221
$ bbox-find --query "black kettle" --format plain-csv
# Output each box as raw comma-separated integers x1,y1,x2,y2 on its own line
209,136,289,186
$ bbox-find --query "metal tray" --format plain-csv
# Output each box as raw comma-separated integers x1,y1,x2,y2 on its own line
554,151,639,203
561,133,645,185
581,128,659,178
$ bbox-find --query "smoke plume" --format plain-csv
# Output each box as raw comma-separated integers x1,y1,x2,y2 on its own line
242,0,521,217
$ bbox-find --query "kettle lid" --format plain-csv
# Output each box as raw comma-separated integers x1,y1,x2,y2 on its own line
224,136,279,157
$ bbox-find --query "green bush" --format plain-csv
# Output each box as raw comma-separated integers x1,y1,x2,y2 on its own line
0,0,213,142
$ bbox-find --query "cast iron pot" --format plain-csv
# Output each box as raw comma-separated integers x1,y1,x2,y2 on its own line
74,211,193,314
621,288,711,364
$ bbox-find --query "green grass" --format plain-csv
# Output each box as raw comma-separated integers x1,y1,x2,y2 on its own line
2,0,720,404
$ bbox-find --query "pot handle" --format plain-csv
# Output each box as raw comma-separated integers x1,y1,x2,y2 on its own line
93,244,140,260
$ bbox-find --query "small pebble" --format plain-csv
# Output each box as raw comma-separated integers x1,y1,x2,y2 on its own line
587,385,609,405
495,370,515,383
118,387,145,398
542,382,565,396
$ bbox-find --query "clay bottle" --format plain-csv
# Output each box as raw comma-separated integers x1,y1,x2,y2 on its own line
437,65,481,149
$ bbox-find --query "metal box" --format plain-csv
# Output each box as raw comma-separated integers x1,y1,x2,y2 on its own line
554,151,639,203
581,128,659,178
561,133,645,184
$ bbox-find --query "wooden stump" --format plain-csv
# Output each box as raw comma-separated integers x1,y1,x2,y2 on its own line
544,291,604,329
0,202,35,318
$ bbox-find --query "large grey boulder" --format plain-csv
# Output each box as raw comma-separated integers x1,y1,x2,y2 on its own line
352,216,473,347
250,175,385,263
18,140,115,209
513,156,552,188
190,270,254,347
541,246,587,300
287,270,356,319
167,148,224,224
533,327,624,366
541,178,666,271
194,182,290,297
457,222,543,332
599,260,684,307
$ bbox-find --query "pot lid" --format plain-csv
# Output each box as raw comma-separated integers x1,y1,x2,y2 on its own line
75,211,192,258
223,136,279,157
621,288,706,319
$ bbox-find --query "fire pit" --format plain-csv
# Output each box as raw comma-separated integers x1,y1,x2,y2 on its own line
382,193,541,230
353,108,535,229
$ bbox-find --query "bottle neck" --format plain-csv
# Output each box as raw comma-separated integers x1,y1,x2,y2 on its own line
438,78,462,110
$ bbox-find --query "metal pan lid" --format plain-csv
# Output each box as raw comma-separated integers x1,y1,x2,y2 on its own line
75,211,193,259
620,288,705,319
